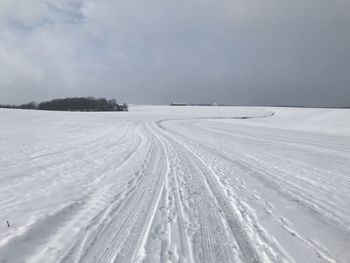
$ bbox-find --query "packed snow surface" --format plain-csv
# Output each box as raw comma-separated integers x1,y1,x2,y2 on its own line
0,106,349,263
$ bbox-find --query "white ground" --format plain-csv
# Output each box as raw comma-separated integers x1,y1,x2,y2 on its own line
0,106,349,263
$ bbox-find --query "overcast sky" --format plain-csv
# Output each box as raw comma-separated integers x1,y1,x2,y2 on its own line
0,0,349,106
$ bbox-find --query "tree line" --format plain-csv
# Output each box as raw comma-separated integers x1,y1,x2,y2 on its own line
0,97,128,112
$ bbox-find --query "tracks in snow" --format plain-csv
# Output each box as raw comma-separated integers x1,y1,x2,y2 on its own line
1,112,349,263
143,121,291,263
58,123,168,263
155,118,350,263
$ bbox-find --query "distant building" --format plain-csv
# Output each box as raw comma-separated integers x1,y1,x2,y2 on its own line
170,102,187,106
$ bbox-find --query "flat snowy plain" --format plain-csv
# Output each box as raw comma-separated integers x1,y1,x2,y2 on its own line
0,105,349,263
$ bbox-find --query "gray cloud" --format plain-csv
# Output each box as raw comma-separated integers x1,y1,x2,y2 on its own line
0,0,349,106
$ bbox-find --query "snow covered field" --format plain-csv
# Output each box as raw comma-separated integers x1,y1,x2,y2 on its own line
0,106,349,263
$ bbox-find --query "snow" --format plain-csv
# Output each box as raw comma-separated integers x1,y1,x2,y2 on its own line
0,106,349,263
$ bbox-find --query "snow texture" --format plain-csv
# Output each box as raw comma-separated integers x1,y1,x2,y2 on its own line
0,106,349,263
